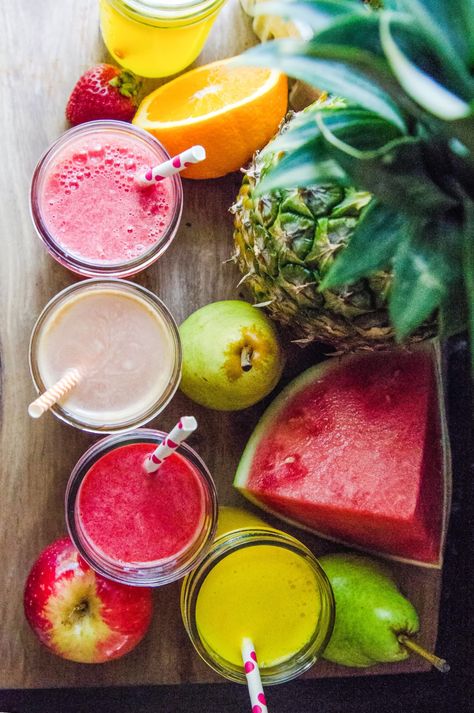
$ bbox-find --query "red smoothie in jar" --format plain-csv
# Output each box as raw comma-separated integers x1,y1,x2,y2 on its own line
77,443,206,564
66,430,217,586
30,121,183,277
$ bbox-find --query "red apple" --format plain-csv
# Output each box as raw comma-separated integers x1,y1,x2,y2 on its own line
24,536,153,663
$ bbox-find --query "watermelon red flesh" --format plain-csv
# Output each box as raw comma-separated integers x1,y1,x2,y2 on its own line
235,348,446,566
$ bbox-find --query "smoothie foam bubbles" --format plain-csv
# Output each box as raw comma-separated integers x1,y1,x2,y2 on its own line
30,120,183,277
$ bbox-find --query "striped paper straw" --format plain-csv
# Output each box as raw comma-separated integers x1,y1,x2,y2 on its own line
144,416,198,473
241,638,269,713
28,368,81,419
136,145,206,186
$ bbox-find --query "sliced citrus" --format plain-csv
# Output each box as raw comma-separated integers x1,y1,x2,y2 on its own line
133,58,288,179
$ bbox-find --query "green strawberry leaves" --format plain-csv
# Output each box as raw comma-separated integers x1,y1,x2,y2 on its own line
109,70,142,100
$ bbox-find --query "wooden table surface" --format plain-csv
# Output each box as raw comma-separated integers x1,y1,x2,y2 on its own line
0,0,443,690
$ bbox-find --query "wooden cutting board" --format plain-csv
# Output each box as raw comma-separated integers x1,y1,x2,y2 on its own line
0,0,444,688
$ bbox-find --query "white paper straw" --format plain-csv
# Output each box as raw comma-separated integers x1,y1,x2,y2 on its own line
241,638,269,713
136,145,206,186
28,368,81,419
144,416,198,473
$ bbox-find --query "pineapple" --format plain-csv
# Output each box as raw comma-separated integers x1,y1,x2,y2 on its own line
232,105,435,351
236,0,474,356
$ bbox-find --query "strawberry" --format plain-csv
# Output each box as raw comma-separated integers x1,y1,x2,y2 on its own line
65,64,141,126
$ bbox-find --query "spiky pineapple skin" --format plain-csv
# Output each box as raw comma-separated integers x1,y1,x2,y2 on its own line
231,121,435,352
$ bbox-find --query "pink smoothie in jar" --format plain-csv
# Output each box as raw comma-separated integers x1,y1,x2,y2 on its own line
30,121,182,277
66,430,218,586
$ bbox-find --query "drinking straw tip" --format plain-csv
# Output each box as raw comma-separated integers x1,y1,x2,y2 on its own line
28,403,43,419
145,416,199,473
192,145,206,161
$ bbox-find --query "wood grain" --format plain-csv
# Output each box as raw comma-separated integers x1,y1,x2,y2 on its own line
0,0,442,689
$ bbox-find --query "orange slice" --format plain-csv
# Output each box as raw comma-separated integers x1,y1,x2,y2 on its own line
133,58,288,179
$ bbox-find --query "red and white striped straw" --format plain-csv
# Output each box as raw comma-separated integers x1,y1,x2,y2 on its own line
144,416,198,473
241,638,269,713
136,145,206,187
28,368,82,419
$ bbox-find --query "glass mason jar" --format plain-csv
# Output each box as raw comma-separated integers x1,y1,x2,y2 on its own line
29,279,182,433
66,429,218,586
181,524,335,684
30,120,183,278
99,0,228,78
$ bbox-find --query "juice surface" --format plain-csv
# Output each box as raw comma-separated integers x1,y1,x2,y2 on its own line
36,288,176,425
195,544,321,668
78,444,206,563
99,0,222,78
41,131,173,264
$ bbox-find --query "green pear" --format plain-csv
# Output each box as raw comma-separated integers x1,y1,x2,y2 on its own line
179,300,285,411
319,553,419,668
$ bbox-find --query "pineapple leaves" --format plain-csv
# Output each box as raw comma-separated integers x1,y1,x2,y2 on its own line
267,104,401,156
252,0,366,32
379,14,472,120
256,106,403,194
390,215,466,340
258,141,348,194
234,41,406,131
395,0,474,68
320,200,405,288
318,118,458,214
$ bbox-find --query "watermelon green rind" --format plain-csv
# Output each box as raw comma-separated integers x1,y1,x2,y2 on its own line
234,340,452,569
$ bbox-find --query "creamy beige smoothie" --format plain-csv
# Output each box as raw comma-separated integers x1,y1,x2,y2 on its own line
29,280,181,432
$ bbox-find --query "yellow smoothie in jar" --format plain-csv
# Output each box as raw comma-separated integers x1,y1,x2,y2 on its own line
181,507,335,683
195,540,322,669
99,0,227,78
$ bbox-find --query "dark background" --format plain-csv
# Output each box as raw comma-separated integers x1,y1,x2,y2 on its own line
1,335,472,711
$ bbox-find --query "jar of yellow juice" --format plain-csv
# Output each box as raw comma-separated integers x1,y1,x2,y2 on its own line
99,0,228,78
181,507,335,684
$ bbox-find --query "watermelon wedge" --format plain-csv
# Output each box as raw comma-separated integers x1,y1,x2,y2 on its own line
234,343,451,568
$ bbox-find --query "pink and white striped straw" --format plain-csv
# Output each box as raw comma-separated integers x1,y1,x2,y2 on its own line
136,145,206,187
241,638,269,713
28,368,82,419
144,416,198,473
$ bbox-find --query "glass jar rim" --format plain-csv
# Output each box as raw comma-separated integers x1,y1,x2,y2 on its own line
28,278,182,433
29,120,183,278
108,0,226,21
66,428,218,586
181,528,335,684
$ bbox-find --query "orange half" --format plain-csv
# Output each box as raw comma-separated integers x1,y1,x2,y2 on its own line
133,58,288,179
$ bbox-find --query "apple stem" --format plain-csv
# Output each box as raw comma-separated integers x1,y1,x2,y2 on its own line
398,635,450,673
241,345,253,372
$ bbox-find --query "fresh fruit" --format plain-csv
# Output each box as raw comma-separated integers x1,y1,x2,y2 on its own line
240,0,303,41
66,63,141,125
179,300,285,410
237,1,473,357
231,100,435,351
319,553,419,667
132,58,287,179
24,536,153,663
234,344,449,566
